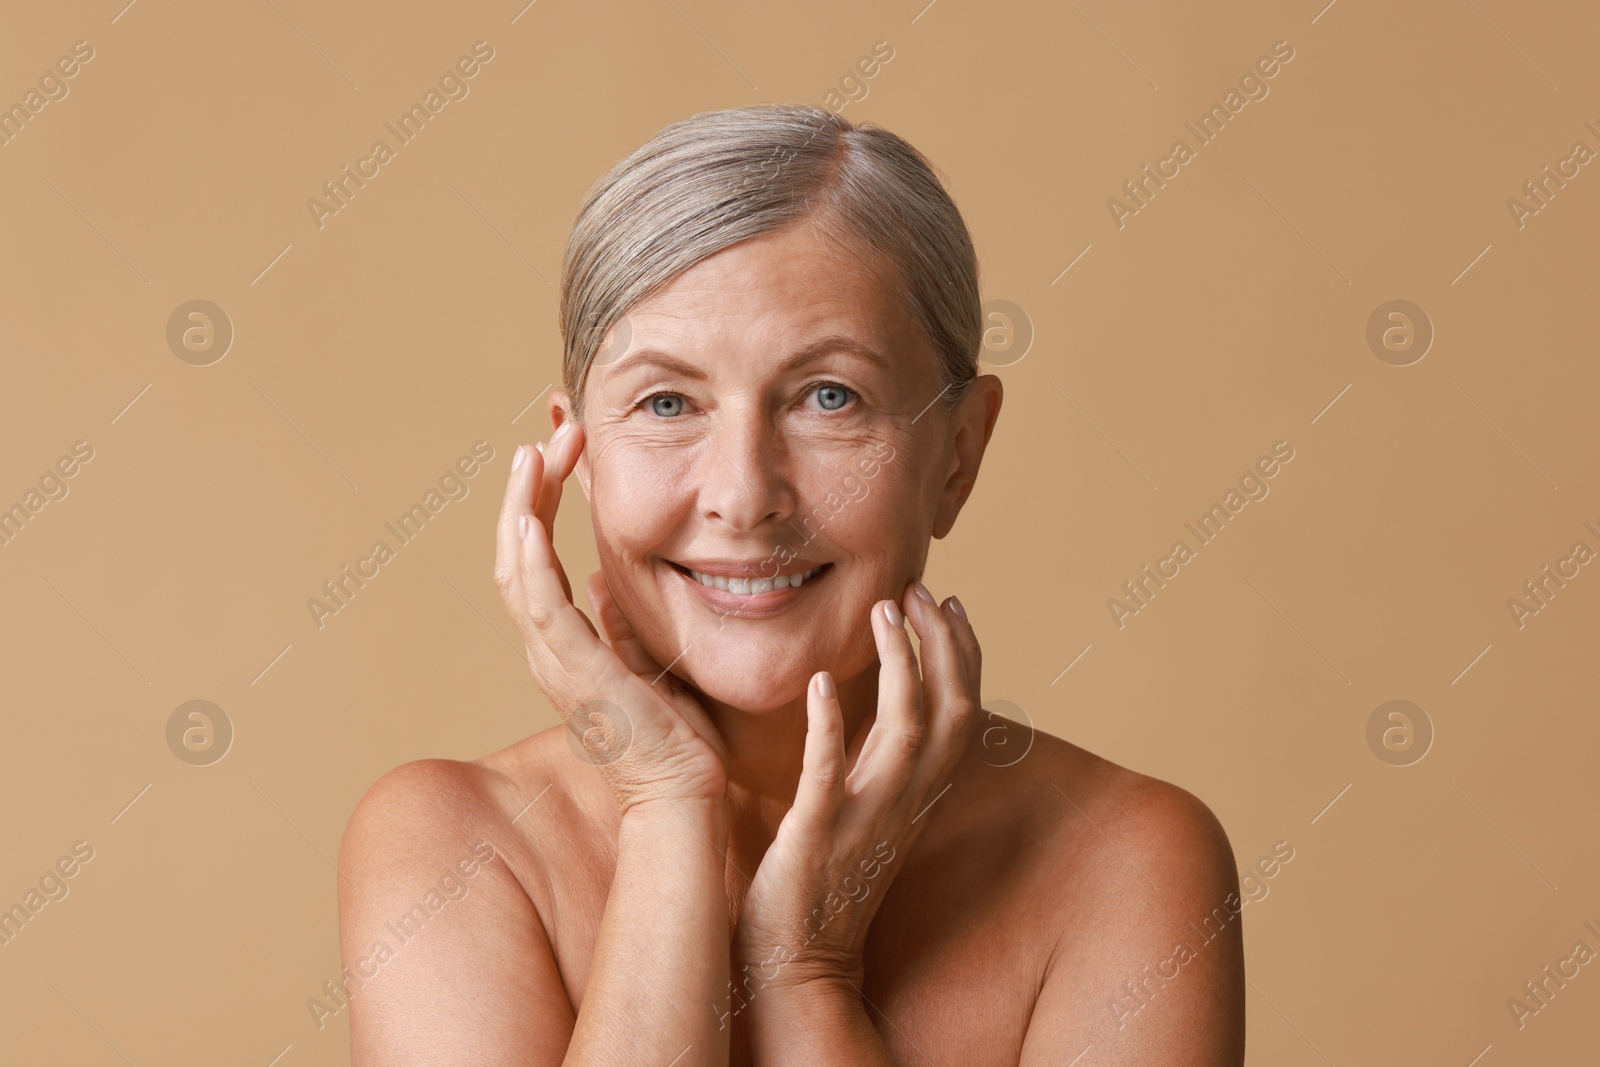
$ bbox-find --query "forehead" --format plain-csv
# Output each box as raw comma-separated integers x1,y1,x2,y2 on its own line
621,223,915,356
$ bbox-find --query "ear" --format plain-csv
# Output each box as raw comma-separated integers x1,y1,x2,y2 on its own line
548,389,591,501
932,374,1003,540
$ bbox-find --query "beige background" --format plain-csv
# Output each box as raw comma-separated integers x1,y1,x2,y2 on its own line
2,0,1597,1063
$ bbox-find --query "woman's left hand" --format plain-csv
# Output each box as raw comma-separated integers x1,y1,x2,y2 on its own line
732,581,982,993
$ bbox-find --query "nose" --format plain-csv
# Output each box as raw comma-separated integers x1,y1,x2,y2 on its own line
695,405,795,533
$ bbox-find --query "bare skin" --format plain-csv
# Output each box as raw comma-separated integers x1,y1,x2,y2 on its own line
337,219,1245,1065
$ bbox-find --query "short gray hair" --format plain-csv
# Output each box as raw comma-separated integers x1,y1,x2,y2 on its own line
559,103,981,419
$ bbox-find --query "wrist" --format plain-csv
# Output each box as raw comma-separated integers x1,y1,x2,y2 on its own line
741,970,874,1042
732,938,862,994
620,793,729,836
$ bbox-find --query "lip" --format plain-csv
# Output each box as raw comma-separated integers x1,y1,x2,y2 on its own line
664,559,833,618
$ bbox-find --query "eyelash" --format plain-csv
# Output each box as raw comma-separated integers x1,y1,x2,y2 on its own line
636,381,858,416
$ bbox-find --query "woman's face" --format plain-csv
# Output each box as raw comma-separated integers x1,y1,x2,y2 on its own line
558,220,995,713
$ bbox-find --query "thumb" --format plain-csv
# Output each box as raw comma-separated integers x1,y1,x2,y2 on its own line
585,570,664,678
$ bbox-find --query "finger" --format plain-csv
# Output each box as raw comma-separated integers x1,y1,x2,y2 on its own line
846,599,924,795
581,579,729,766
512,444,576,604
843,709,875,777
901,582,976,791
571,576,601,642
585,570,663,678
533,421,584,536
902,582,970,735
493,441,542,608
791,671,846,827
517,498,607,678
942,595,982,704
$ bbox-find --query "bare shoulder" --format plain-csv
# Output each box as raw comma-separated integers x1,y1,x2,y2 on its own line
335,746,579,1066
922,722,1241,948
977,724,1235,892
991,729,1245,1065
334,754,544,983
343,757,504,843
339,756,530,892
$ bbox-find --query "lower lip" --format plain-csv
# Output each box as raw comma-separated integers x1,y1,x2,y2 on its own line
668,562,831,617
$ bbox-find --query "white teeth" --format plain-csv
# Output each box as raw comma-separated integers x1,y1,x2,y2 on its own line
689,565,823,594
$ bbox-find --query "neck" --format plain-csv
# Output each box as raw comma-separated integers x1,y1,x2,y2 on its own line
697,667,879,841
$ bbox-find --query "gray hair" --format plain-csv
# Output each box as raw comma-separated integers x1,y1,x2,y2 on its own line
558,103,981,420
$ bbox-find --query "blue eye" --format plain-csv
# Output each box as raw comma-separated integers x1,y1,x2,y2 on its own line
813,383,852,411
648,394,685,417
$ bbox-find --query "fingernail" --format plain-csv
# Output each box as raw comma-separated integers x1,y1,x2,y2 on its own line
911,581,934,604
535,441,545,455
816,671,836,699
552,421,574,442
519,515,530,541
883,600,904,628
512,444,526,472
946,595,967,620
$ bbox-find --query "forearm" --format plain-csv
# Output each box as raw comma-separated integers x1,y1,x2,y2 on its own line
564,798,731,1066
745,977,898,1066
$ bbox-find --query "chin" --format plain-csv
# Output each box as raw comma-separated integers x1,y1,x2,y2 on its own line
657,625,816,711
677,613,883,713
685,665,812,713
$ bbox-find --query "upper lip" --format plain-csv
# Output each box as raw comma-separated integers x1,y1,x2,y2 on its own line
667,558,831,580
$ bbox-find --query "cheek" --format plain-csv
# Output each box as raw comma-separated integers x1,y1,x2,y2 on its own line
588,441,695,548
826,443,924,522
789,450,929,579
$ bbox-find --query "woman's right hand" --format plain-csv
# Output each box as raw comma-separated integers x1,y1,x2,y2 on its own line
494,420,730,815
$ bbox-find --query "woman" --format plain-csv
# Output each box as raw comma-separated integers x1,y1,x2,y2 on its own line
338,103,1245,1065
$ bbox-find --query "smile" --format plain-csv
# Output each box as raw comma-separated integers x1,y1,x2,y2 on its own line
684,564,826,594
664,559,833,614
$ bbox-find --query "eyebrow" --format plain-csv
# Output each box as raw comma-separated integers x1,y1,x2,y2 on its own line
605,333,892,380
